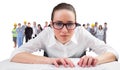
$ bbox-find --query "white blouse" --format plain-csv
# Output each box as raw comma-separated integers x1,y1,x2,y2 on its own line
10,27,119,60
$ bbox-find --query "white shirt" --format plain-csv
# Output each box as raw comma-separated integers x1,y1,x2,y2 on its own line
32,26,37,36
10,27,119,60
96,29,104,41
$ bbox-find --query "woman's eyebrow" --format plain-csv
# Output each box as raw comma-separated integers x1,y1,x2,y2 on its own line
67,21,74,23
53,21,63,23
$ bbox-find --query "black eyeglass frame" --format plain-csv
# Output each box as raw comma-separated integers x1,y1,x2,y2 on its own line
52,22,80,30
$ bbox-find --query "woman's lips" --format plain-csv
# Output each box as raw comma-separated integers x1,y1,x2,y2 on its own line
60,35,68,37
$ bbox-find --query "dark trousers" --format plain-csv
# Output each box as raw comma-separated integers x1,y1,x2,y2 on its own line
25,36,32,42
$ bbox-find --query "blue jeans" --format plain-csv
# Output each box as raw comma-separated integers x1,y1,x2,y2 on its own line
17,36,23,48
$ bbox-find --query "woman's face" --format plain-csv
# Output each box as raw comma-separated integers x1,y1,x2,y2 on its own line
51,9,76,44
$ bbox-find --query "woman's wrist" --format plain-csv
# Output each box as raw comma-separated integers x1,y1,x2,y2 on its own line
46,58,55,64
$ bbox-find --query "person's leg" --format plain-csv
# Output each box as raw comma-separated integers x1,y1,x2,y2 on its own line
104,35,106,43
13,37,17,48
25,36,28,42
30,36,32,40
17,37,21,47
28,36,32,42
22,35,24,43
14,37,17,48
21,36,23,45
14,42,16,48
18,37,23,48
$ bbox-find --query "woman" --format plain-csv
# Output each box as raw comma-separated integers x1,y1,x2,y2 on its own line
37,24,43,35
10,3,118,68
96,25,104,41
16,23,24,47
12,23,17,48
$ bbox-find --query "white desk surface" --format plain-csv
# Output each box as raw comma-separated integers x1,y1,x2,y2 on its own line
0,58,120,70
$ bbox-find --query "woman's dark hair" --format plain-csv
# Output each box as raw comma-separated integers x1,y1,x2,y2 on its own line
38,24,43,31
98,25,103,30
51,3,76,21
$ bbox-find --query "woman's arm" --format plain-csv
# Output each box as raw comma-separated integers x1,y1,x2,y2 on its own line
11,52,51,64
96,52,117,65
77,52,117,67
11,52,75,67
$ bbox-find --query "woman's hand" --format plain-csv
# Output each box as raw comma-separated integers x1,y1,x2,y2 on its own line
77,55,98,67
50,58,75,67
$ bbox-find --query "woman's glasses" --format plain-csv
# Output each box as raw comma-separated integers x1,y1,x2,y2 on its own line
52,22,79,30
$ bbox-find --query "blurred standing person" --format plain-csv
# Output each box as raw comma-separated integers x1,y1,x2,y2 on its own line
32,21,37,38
86,23,91,32
37,23,43,53
37,24,43,35
44,21,48,29
21,20,27,42
96,25,104,41
16,23,24,47
94,22,98,37
22,20,27,31
103,22,107,43
90,23,95,36
25,22,33,42
12,23,17,48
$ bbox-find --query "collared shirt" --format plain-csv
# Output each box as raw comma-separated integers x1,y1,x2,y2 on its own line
10,26,119,60
32,26,37,36
16,27,24,37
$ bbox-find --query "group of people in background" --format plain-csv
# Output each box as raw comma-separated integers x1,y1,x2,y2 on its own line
12,21,107,48
12,21,49,48
82,22,107,43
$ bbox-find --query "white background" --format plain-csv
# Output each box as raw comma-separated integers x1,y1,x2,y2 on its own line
0,0,120,62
